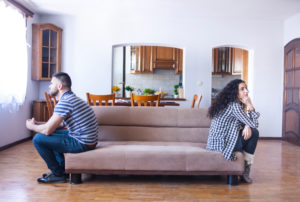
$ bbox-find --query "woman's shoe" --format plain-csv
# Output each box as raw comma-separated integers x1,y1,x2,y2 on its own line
241,161,253,183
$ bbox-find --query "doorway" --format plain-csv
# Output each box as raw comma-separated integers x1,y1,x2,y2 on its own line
211,46,249,103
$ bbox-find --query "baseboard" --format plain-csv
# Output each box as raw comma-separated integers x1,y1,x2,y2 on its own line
0,137,32,152
260,137,282,140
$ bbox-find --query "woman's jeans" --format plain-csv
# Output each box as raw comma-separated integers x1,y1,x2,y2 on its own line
233,127,259,155
32,129,93,177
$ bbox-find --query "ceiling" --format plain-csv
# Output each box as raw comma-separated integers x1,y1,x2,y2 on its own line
14,0,300,20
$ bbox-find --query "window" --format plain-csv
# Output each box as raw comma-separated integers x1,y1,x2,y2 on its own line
0,1,28,111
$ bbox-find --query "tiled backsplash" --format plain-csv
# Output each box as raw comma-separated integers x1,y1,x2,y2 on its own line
126,69,180,96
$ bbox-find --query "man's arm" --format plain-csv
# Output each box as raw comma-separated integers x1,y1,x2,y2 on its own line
26,114,64,136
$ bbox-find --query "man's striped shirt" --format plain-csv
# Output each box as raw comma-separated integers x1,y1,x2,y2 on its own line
54,91,98,145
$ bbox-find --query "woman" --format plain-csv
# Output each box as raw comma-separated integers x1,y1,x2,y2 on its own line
206,79,260,183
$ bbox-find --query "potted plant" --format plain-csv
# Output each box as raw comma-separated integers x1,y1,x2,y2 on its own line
125,85,134,97
173,84,179,98
112,85,121,97
143,88,155,95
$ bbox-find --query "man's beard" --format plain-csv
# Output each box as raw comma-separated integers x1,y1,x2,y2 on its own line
50,89,59,97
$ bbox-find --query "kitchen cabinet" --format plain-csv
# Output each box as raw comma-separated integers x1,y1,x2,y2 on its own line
32,23,62,80
130,46,153,73
212,47,249,85
212,47,248,77
175,48,183,74
232,48,248,84
130,46,183,74
152,46,176,69
212,47,233,75
232,48,244,74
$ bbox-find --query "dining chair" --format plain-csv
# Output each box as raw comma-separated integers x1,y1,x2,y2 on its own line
191,94,202,109
44,92,58,117
130,93,161,107
86,93,115,106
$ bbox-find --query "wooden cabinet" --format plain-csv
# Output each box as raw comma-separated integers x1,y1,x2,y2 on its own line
32,23,62,80
212,47,233,75
130,46,183,74
33,100,50,122
212,47,248,78
175,48,183,74
232,48,249,74
152,47,176,69
130,46,153,73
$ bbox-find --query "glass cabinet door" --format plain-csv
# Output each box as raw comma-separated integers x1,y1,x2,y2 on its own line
41,29,58,79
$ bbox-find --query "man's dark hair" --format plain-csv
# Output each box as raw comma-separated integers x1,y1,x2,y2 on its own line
52,72,72,89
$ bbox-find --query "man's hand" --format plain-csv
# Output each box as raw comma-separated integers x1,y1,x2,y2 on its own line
25,115,64,136
26,118,36,131
242,125,252,140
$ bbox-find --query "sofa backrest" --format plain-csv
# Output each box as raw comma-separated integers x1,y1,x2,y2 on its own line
92,106,211,143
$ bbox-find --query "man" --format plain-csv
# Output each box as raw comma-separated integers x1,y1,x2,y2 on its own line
26,72,98,183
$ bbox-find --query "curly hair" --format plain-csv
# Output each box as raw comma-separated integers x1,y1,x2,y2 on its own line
208,79,245,118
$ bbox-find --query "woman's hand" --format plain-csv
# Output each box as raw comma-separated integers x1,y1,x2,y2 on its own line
242,125,252,140
241,97,255,111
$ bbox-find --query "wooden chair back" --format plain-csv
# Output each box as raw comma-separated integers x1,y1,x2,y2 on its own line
86,93,115,106
191,94,202,109
130,93,160,107
44,92,58,117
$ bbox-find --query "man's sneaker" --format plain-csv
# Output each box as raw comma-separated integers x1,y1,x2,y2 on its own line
37,173,66,183
43,172,69,179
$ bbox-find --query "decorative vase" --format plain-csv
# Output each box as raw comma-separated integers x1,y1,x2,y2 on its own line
115,92,121,97
125,91,131,98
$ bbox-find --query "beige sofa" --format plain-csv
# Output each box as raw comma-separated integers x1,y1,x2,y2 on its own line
65,106,244,185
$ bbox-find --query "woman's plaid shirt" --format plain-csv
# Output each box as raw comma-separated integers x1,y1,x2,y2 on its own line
206,102,260,160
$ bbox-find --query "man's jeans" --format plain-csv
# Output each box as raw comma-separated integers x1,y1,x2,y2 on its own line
233,128,259,155
33,129,93,176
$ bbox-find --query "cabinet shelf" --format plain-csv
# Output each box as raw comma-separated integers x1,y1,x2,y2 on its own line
42,46,57,48
42,62,56,64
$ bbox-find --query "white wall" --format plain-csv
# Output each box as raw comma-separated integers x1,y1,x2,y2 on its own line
34,2,288,137
284,13,300,45
0,16,40,148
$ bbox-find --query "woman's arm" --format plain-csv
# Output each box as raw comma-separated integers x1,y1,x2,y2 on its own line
231,102,259,128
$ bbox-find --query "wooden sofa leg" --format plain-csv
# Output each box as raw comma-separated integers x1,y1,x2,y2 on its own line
227,175,238,186
70,174,82,184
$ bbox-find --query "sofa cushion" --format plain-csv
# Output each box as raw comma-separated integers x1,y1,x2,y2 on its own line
65,141,243,172
98,126,209,143
92,106,211,128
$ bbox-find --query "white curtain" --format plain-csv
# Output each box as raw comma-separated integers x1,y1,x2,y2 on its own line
0,1,28,111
